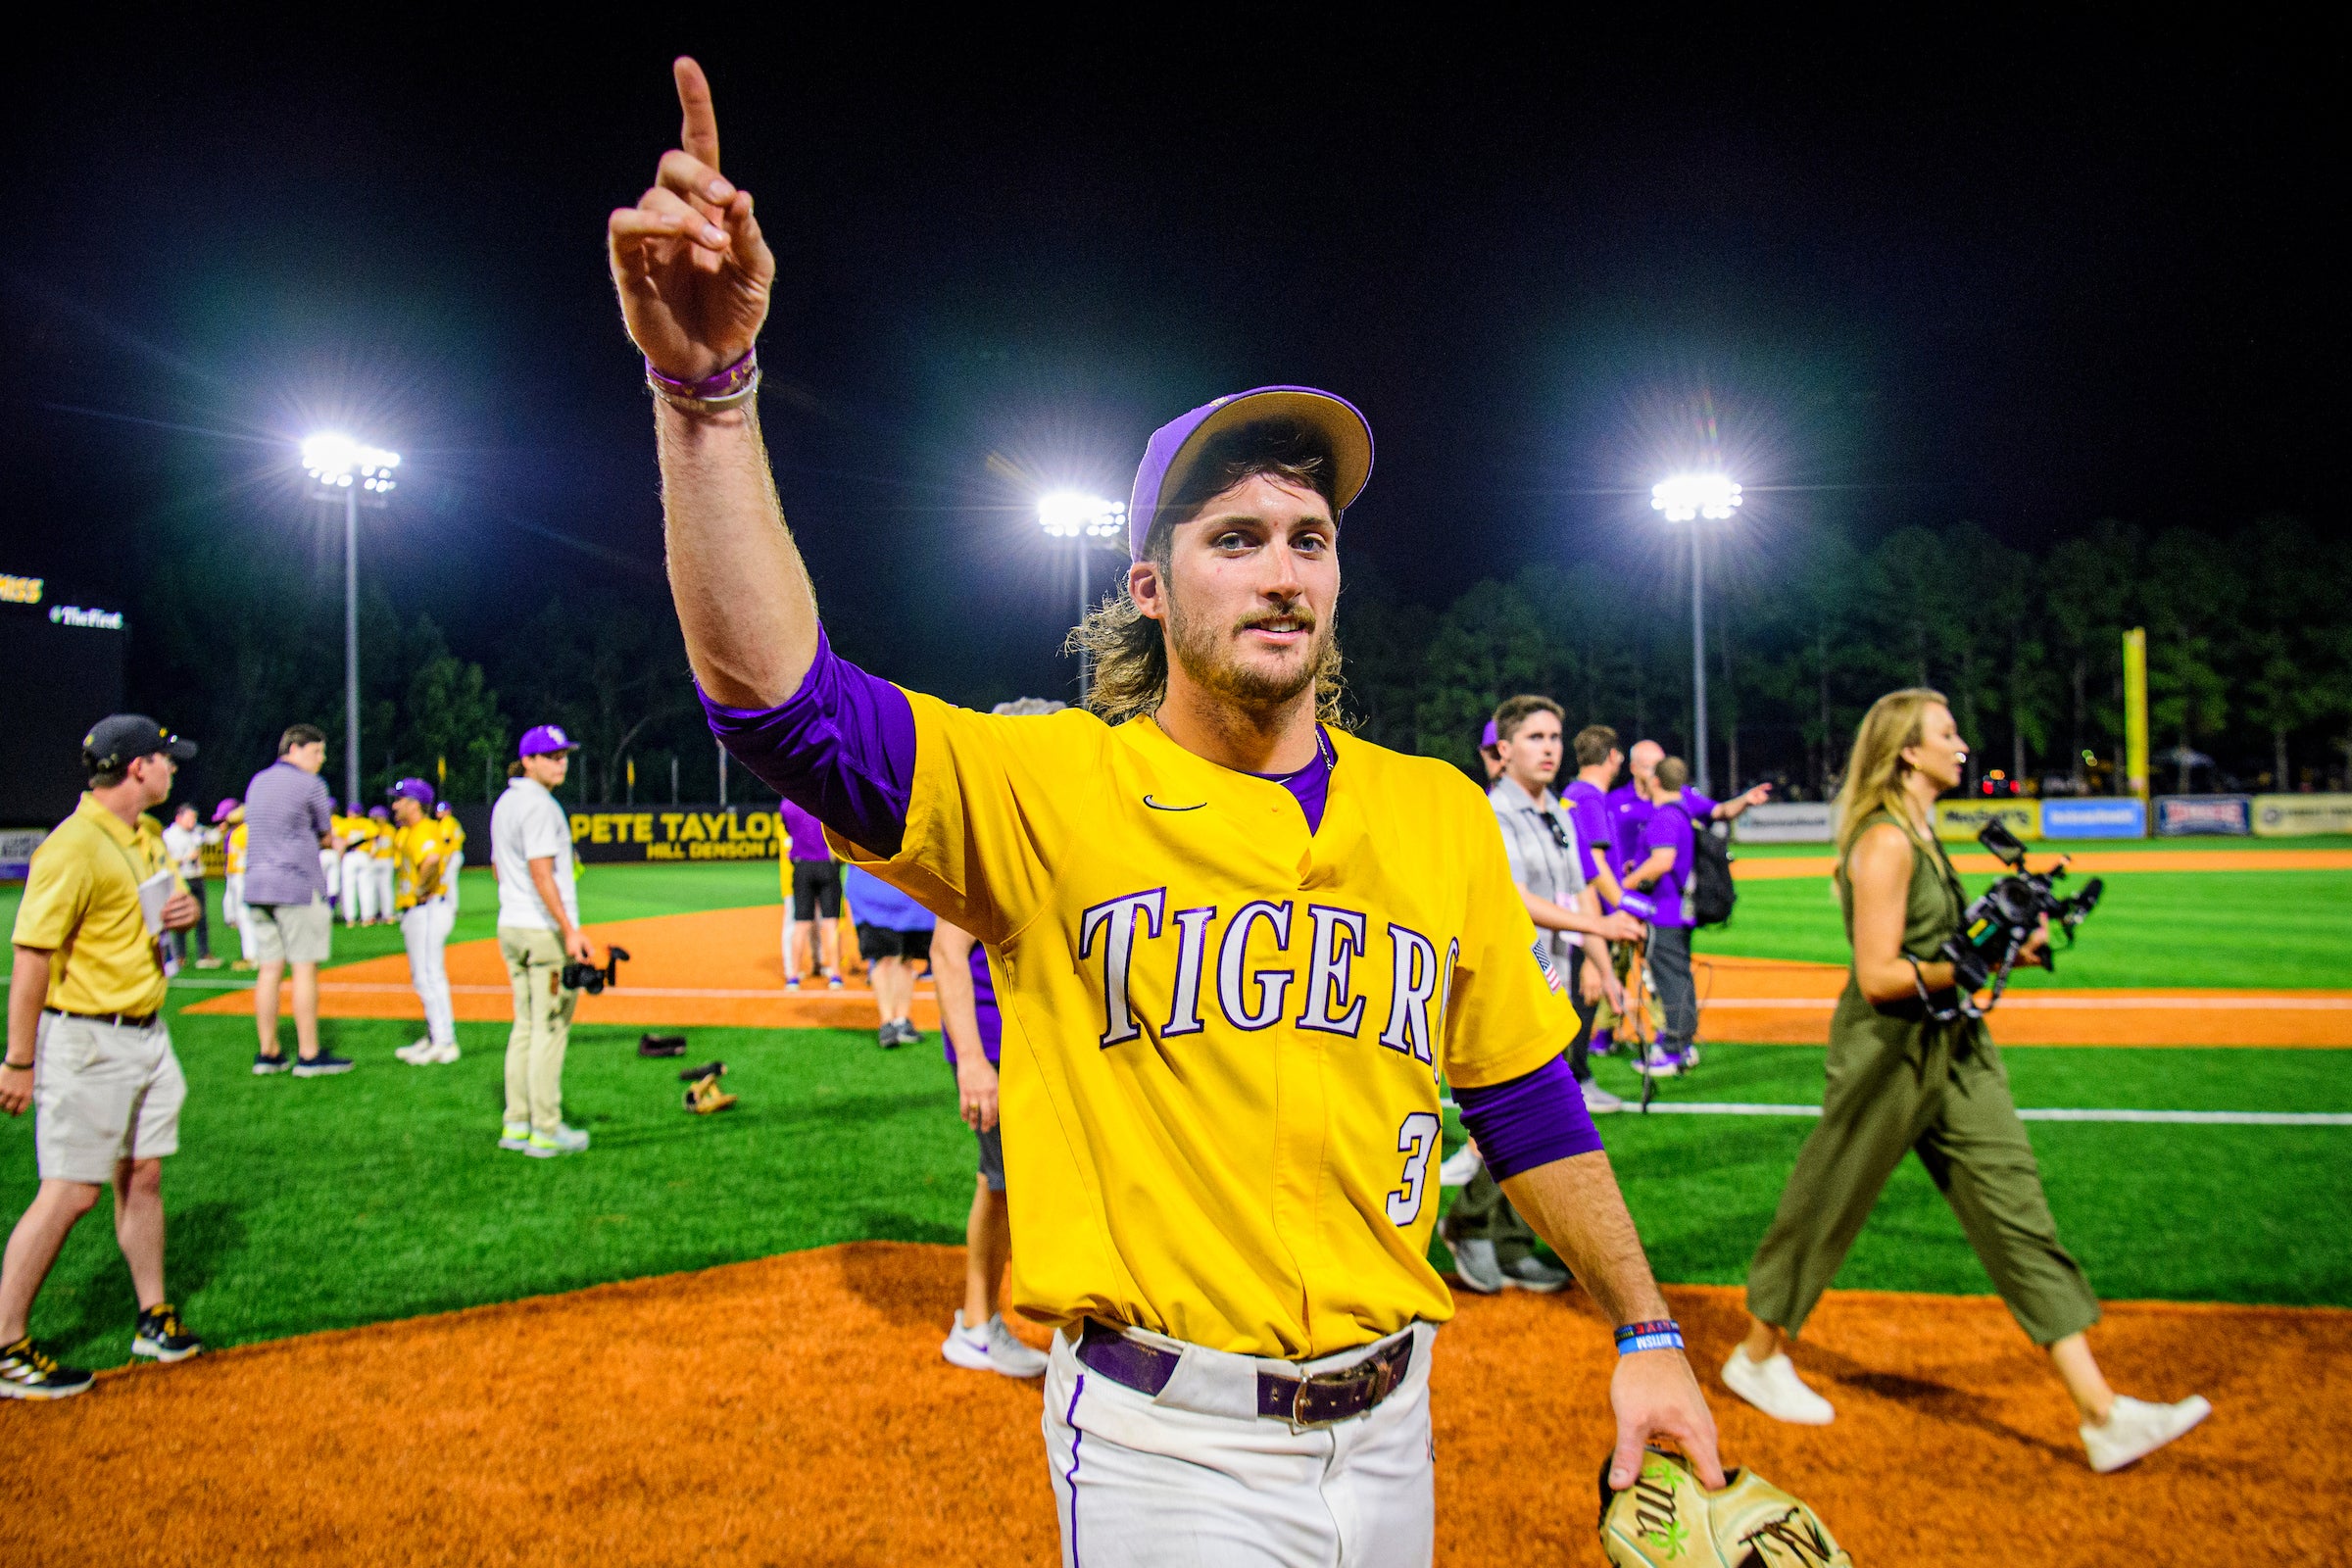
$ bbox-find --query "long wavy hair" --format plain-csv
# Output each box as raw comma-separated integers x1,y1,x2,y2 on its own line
1833,687,1948,872
1068,419,1349,728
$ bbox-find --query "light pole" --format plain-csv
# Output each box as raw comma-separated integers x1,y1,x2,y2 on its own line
1651,473,1741,799
1038,491,1127,701
302,434,401,808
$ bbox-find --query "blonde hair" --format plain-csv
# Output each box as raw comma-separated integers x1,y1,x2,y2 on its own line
1833,688,1948,871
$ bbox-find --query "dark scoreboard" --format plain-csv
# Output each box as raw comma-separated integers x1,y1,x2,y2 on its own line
0,584,126,826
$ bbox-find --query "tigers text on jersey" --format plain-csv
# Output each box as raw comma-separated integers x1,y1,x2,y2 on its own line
837,698,1574,1360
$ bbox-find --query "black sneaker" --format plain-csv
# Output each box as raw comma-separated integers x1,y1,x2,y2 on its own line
252,1050,292,1076
292,1051,354,1077
0,1337,93,1399
878,1020,911,1050
900,1022,925,1048
132,1302,204,1363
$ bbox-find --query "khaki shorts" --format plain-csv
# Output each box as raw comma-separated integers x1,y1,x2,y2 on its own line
249,896,333,965
32,1012,186,1183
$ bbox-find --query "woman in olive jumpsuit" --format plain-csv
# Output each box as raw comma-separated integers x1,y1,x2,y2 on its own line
1721,689,2209,1474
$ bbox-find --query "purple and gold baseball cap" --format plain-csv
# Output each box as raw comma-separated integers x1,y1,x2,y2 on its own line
368,804,390,820
1125,386,1374,560
390,777,435,807
1479,719,1500,753
518,723,578,759
212,797,240,824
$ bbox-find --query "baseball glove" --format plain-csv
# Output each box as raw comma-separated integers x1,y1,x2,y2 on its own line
1598,1448,1853,1568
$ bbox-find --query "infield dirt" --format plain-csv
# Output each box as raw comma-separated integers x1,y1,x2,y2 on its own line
10,1242,2340,1566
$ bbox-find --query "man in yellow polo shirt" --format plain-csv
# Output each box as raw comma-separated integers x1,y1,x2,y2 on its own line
1,715,210,1398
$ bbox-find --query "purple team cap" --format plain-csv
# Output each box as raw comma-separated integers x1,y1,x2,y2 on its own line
368,805,390,820
518,723,579,759
1125,386,1374,560
212,798,240,824
390,777,435,807
1479,719,1500,753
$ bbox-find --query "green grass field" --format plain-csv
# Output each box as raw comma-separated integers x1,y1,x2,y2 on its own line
0,848,2345,1372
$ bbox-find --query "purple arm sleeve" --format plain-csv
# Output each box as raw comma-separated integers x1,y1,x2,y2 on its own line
699,626,917,859
1454,1054,1603,1181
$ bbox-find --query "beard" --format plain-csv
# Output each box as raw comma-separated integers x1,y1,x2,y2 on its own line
1165,589,1333,717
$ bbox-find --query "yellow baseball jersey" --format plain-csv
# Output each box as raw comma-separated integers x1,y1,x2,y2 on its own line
438,814,466,856
12,795,184,1015
224,820,248,876
836,700,1571,1360
393,820,449,908
369,818,398,859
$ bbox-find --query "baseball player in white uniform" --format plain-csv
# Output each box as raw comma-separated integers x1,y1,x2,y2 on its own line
609,59,1722,1565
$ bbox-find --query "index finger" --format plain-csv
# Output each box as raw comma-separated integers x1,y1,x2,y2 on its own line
674,56,720,172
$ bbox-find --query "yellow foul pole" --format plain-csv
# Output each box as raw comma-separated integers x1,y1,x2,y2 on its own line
2122,627,2149,803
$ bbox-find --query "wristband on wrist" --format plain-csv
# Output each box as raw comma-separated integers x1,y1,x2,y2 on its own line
647,349,760,414
1613,1319,1684,1355
2,1060,31,1071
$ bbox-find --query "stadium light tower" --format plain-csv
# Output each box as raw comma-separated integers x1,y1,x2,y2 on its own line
1038,491,1127,700
302,434,401,808
1651,473,1742,799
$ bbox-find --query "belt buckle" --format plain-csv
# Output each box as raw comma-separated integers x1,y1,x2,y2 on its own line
1289,1356,1379,1430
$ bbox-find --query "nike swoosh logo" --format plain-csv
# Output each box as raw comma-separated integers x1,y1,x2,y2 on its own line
1143,796,1205,812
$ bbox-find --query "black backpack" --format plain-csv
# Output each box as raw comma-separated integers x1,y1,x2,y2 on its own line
1687,812,1737,928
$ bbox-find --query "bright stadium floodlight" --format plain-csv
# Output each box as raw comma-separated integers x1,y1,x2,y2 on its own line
1037,492,1128,698
1650,472,1741,522
1037,491,1125,538
304,431,404,807
1653,472,1742,797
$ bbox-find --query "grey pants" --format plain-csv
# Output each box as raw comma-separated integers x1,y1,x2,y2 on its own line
1647,923,1697,1047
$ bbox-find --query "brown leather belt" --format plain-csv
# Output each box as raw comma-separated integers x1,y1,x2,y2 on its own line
1076,1320,1414,1428
43,1006,160,1029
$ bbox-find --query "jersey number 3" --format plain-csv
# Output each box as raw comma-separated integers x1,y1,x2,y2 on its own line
1387,1111,1442,1226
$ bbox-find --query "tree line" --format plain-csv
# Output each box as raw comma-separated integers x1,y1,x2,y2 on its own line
1339,516,2352,799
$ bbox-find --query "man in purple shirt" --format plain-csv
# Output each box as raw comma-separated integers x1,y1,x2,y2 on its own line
1605,738,1770,879
240,724,352,1078
1563,726,1634,1055
778,796,843,990
1621,757,1699,1074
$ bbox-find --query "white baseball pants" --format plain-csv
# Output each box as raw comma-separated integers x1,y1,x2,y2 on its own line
1041,1322,1436,1568
400,898,457,1047
321,848,342,900
223,872,255,961
371,858,396,922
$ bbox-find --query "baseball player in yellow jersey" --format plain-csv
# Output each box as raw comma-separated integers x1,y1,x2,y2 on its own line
217,801,258,970
365,805,400,926
388,781,460,1065
435,803,466,913
612,60,1720,1565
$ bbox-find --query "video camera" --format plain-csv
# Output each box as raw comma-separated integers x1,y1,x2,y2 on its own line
563,945,630,995
1935,822,2101,1011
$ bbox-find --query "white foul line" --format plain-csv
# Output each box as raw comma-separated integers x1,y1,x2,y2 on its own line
1620,1101,2352,1126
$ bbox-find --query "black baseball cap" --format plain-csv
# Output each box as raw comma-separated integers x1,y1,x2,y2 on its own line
82,714,198,773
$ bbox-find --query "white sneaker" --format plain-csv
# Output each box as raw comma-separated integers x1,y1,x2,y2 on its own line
1721,1347,1835,1425
1445,1230,1504,1295
1582,1081,1626,1114
395,1039,433,1064
940,1311,1047,1378
425,1041,461,1064
498,1122,531,1152
1438,1143,1484,1188
2082,1395,2211,1473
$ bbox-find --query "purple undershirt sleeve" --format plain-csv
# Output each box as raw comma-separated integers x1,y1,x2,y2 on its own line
1455,1054,1603,1181
699,626,917,859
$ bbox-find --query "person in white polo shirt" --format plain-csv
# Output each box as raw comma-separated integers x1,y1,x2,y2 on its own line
491,725,596,1157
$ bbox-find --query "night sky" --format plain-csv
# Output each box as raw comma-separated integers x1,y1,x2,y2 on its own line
3,23,2335,709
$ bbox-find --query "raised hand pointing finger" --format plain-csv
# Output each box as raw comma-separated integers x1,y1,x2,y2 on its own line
676,56,721,174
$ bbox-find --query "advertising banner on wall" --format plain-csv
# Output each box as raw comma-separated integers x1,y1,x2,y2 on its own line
2156,795,2252,837
444,803,795,864
2251,794,2352,837
571,805,788,862
2039,797,2146,839
1734,803,1835,843
1934,800,2040,842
